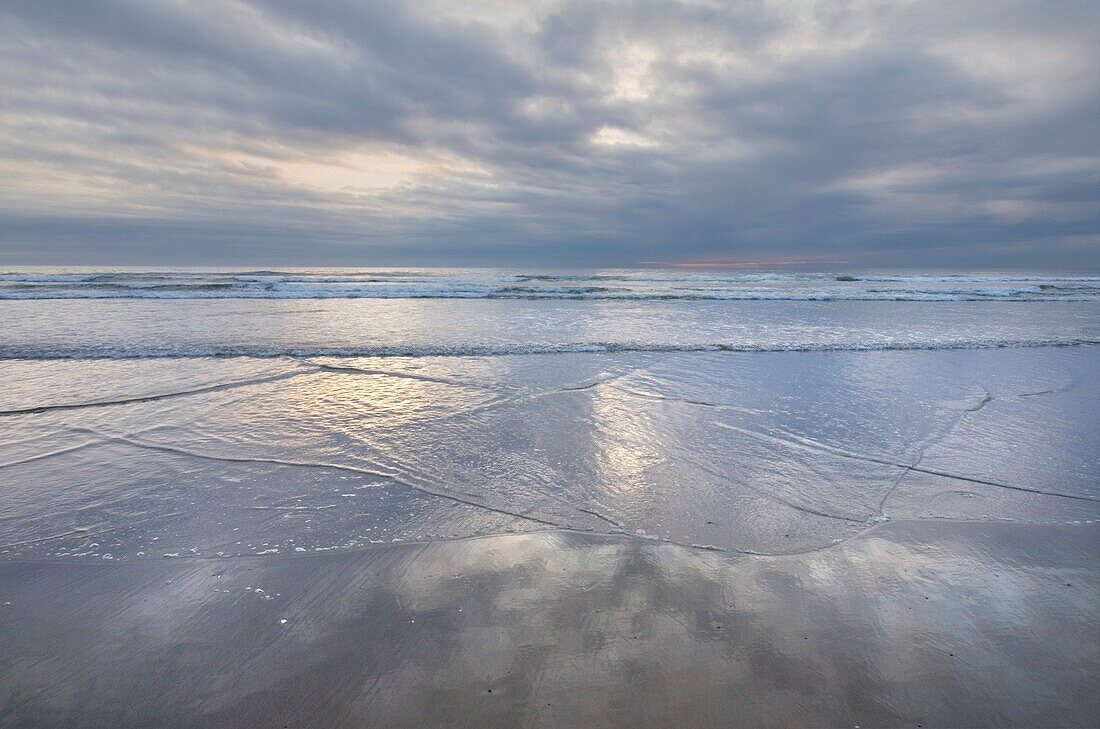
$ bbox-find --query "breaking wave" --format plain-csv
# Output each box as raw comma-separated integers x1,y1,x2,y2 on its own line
2,269,1099,301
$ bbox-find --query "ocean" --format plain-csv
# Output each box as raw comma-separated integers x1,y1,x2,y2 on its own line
1,268,1098,359
4,268,1100,301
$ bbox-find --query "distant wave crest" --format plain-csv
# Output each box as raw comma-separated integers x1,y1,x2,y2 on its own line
2,270,1100,301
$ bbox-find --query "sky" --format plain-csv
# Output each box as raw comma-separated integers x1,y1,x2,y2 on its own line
1,0,1098,269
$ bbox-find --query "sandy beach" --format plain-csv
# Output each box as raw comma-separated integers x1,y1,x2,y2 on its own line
1,292,1098,727
1,520,1096,727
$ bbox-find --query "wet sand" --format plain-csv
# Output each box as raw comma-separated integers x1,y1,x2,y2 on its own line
1,519,1096,728
2,344,1098,726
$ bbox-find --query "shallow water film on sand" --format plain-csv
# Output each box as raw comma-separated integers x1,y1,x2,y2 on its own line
1,274,1098,727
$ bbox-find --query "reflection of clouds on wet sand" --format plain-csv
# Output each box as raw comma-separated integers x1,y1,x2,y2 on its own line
0,521,1095,727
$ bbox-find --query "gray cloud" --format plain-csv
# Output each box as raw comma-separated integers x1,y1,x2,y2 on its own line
1,0,1098,268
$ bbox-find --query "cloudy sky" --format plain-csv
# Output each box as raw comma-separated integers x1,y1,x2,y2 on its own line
1,0,1098,268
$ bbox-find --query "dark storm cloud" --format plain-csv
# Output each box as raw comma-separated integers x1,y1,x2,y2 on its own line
0,0,1097,267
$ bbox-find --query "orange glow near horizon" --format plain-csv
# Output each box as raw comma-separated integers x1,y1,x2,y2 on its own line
640,255,845,269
